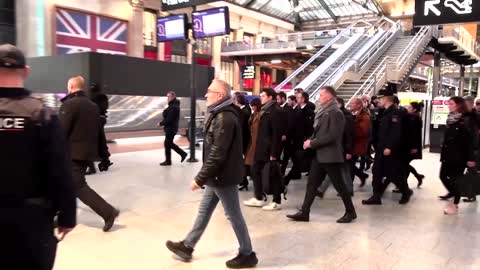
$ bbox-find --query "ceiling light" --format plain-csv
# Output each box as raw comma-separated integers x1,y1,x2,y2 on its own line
271,60,282,64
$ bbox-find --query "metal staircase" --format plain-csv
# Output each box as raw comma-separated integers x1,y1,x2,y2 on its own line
347,26,434,104
337,36,414,101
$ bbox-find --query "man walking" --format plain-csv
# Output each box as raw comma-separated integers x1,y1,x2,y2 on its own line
160,91,188,166
59,76,119,232
166,80,258,269
244,88,284,211
287,86,357,223
362,89,413,205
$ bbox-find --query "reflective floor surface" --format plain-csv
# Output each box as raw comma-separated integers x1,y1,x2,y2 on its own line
54,149,480,270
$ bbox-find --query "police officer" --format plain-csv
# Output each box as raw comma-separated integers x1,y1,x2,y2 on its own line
362,89,413,205
60,76,119,232
0,44,76,269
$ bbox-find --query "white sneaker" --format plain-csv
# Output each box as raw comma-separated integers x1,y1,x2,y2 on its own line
262,202,282,211
244,198,266,207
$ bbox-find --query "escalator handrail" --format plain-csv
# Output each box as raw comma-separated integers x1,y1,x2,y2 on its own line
274,19,373,91
355,18,400,73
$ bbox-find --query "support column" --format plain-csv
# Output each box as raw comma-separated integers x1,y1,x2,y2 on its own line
16,0,48,57
253,65,261,95
468,65,474,94
459,65,465,96
432,50,441,99
233,61,241,91
129,0,144,58
211,36,222,78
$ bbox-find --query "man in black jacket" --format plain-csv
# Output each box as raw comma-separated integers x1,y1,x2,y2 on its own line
166,79,258,269
86,83,113,174
160,91,188,166
0,44,76,269
362,89,413,205
233,93,251,190
244,88,284,211
59,76,119,232
284,95,304,184
277,91,296,174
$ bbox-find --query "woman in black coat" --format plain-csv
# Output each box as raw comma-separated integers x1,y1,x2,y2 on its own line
440,97,477,215
407,102,425,187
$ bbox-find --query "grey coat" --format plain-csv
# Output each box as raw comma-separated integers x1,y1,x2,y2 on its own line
310,106,345,163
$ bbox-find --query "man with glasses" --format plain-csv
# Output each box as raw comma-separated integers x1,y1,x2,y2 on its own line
166,80,258,269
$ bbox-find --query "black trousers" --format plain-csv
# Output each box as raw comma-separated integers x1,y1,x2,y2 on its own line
285,142,304,184
73,161,115,220
98,117,110,160
351,155,367,182
0,207,57,270
164,131,186,162
301,161,356,214
439,162,465,204
372,153,410,196
252,161,281,204
280,140,294,174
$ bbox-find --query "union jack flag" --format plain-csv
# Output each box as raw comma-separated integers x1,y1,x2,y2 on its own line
55,7,128,55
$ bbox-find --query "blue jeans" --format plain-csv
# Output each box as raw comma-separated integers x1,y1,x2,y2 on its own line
184,185,253,255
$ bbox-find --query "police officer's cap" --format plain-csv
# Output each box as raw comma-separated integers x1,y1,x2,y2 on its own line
377,88,395,98
0,44,26,69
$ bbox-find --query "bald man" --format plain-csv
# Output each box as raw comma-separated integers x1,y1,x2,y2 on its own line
59,76,119,232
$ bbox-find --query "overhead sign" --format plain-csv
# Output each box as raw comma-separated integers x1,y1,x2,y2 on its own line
161,0,219,11
242,65,255,80
414,0,479,26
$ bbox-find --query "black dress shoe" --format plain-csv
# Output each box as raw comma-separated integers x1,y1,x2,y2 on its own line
166,240,194,261
160,161,172,166
463,197,477,203
337,212,357,223
98,159,113,172
181,153,188,163
417,175,425,187
399,189,413,205
316,191,324,199
226,252,258,269
362,196,382,205
438,194,454,201
103,208,120,232
286,211,310,222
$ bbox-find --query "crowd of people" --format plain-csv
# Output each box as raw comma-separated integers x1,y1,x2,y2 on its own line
230,85,480,217
2,43,479,269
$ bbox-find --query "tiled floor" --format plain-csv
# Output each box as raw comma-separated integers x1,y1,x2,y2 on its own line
54,149,480,270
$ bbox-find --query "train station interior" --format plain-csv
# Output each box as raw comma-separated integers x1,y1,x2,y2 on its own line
2,0,480,269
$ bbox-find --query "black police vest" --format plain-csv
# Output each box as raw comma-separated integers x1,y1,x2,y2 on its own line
0,97,50,200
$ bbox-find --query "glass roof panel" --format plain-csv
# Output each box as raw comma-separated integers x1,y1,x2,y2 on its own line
229,0,381,23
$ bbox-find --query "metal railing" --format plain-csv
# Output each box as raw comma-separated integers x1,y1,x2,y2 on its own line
309,17,399,101
221,27,367,53
273,19,374,91
347,26,434,105
395,26,433,81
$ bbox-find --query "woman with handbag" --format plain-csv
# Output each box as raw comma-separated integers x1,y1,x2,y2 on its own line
439,97,477,215
240,98,262,191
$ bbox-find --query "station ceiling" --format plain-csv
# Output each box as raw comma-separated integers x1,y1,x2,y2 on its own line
229,0,383,26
